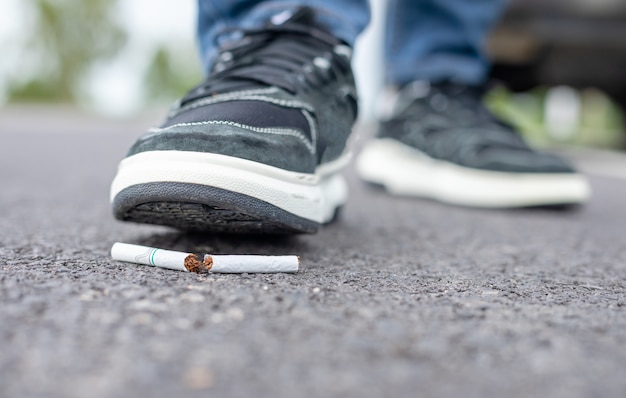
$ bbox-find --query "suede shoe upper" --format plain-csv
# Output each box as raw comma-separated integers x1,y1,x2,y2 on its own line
378,81,577,174
128,7,358,174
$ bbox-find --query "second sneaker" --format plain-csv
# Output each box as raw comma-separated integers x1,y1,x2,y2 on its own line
357,81,591,208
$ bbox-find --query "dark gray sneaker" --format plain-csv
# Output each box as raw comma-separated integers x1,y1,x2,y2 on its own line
357,81,590,207
111,8,358,233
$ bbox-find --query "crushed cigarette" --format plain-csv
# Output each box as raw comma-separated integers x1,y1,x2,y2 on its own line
110,242,299,274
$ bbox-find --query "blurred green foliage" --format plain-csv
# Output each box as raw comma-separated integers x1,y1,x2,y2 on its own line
487,86,626,150
144,47,203,103
7,0,202,107
9,0,127,102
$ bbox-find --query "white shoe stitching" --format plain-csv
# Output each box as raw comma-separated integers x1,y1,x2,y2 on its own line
301,109,317,151
171,88,315,115
148,120,316,155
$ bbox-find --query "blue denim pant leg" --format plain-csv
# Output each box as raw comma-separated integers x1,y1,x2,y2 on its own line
385,0,507,86
196,0,370,74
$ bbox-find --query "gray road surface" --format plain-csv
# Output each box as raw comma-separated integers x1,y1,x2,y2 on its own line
1,108,626,398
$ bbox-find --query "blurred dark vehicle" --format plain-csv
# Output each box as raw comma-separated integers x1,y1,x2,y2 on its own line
489,0,626,110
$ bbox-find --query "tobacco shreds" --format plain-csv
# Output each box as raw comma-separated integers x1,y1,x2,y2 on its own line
184,254,207,273
202,255,213,271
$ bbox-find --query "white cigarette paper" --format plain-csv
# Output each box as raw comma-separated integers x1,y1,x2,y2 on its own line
111,242,189,272
110,242,299,274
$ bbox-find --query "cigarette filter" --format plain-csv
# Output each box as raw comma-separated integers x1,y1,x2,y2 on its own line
110,242,299,274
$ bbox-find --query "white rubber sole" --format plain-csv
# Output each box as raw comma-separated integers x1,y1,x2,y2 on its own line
356,139,591,208
110,150,348,224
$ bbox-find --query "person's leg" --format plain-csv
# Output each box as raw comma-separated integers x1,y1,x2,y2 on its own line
356,0,590,208
384,0,506,86
197,0,369,73
111,2,371,233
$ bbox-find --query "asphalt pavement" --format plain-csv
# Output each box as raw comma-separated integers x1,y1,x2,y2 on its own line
1,107,625,398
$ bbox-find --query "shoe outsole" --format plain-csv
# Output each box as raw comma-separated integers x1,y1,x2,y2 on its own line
357,138,591,208
113,182,321,234
110,150,349,234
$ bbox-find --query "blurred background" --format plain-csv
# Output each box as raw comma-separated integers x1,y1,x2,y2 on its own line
1,0,625,151
0,0,201,116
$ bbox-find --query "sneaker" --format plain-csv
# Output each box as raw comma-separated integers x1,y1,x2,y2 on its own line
110,7,357,233
356,81,591,208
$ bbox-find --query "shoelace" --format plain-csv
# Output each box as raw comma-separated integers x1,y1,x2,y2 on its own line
180,21,353,107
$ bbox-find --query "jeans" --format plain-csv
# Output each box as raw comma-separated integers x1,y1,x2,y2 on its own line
197,0,506,86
